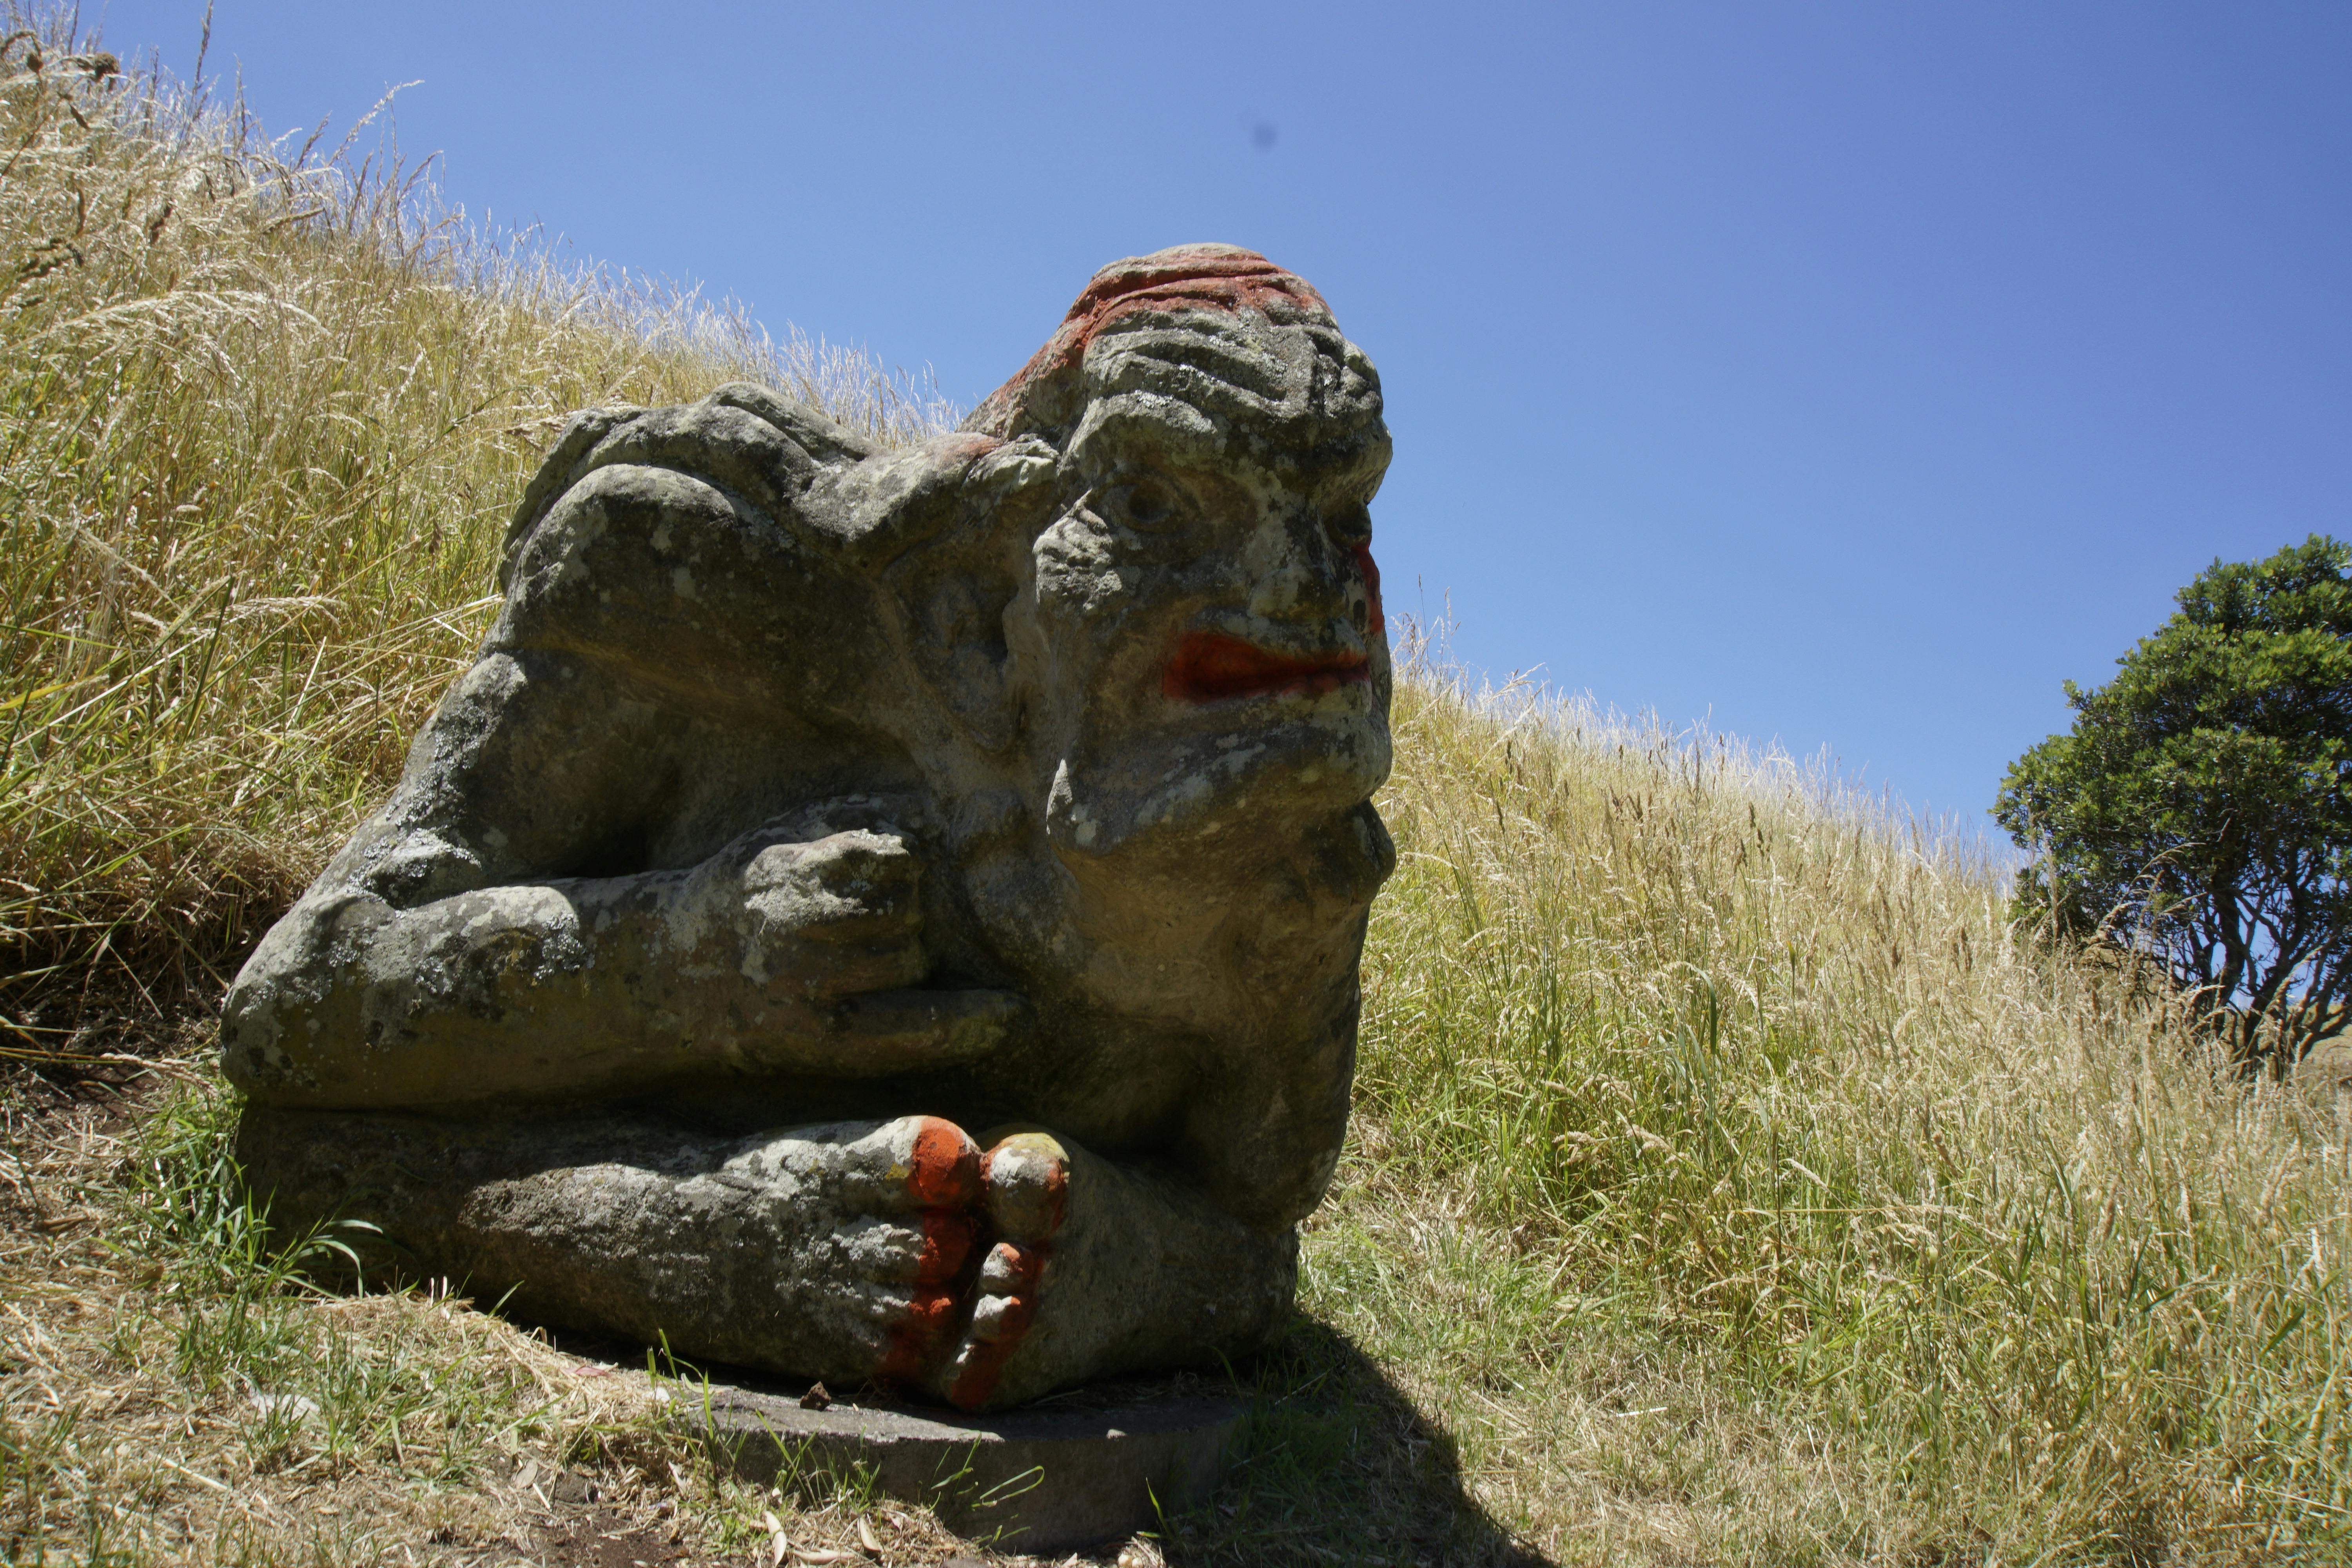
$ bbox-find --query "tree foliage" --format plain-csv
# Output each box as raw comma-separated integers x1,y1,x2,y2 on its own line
1994,534,2352,1070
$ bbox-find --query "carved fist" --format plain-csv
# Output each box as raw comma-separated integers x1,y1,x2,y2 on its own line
733,828,930,1000
686,820,1025,1077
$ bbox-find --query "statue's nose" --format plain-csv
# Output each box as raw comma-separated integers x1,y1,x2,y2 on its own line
1245,511,1361,630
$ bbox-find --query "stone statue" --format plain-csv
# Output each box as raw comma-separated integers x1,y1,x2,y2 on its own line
224,244,1395,1410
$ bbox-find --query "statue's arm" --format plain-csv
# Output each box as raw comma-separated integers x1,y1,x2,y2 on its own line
223,391,1028,1110
221,805,1016,1109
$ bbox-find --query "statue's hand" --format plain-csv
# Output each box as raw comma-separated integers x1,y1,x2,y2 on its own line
696,824,1025,1076
733,828,931,998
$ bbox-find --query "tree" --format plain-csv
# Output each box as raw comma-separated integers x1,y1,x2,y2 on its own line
1993,534,2352,1071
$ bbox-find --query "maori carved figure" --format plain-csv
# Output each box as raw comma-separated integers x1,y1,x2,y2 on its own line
224,244,1395,1410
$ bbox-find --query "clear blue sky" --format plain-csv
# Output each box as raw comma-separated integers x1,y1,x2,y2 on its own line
95,1,2352,827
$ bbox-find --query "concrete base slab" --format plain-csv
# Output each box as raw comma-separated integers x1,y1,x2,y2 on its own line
694,1381,1248,1553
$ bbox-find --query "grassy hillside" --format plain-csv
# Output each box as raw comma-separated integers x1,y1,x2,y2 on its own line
0,17,945,1037
1328,680,2350,1560
3,14,2348,1565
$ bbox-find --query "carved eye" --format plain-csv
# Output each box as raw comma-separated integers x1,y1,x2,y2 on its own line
1326,504,1373,547
1107,477,1183,532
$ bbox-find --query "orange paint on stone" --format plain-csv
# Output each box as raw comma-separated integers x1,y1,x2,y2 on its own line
877,1284,961,1383
1163,633,1371,704
1351,542,1385,637
964,245,1334,442
884,1237,1054,1403
943,1247,1048,1412
905,1117,980,1207
1053,248,1328,363
943,1308,1029,1411
984,1239,1045,1294
940,431,1002,461
913,1209,976,1285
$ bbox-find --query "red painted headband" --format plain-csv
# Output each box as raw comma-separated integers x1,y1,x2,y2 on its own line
961,244,1333,443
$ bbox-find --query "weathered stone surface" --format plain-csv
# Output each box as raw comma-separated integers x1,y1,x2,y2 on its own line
225,243,1393,1409
698,1382,1247,1552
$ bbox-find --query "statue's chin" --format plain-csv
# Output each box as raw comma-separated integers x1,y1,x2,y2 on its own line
1045,694,1390,864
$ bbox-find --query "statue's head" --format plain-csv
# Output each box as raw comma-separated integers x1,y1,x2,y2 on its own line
953,245,1394,869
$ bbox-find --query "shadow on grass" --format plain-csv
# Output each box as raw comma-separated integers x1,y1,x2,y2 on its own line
1166,1316,1550,1568
537,1313,1550,1566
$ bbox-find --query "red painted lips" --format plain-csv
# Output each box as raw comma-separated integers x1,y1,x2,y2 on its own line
1163,633,1371,703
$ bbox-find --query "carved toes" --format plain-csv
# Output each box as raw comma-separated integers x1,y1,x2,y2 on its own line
901,1116,985,1207
934,1130,1071,1409
814,1120,1073,1408
815,1114,982,1212
980,1129,1070,1240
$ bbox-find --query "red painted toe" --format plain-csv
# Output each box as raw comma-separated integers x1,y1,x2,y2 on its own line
906,1116,981,1207
913,1210,976,1285
877,1285,959,1382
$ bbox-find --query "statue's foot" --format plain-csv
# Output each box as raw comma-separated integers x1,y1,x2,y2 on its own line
775,1119,1068,1409
753,1116,1065,1402
924,1126,1300,1412
851,1123,1308,1420
734,1114,988,1382
230,1106,1284,1407
745,1117,1292,1410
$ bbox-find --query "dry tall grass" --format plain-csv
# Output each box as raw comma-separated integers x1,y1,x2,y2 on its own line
0,12,951,1040
3,7,2348,1564
1303,662,2352,1562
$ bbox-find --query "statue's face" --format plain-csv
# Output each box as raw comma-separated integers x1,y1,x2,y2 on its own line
1006,319,1393,866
